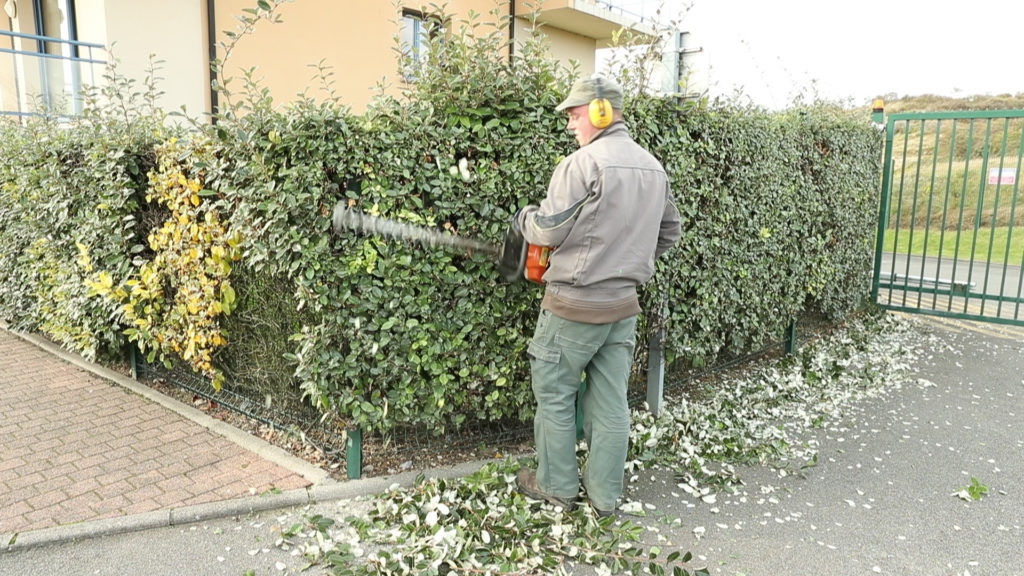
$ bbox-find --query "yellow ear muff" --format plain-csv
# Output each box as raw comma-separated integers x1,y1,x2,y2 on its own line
588,75,613,129
589,97,612,129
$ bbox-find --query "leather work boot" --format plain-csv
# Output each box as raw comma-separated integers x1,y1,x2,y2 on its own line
516,468,577,511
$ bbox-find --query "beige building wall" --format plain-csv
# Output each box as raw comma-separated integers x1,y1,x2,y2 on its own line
84,0,209,117
513,17,595,74
214,0,394,112
214,0,523,113
0,12,16,114
213,0,601,114
4,0,209,118
3,0,639,119
73,0,108,61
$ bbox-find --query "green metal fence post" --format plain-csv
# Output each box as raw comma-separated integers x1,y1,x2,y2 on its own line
872,112,896,303
128,343,139,380
346,428,362,479
645,297,668,417
784,319,798,355
576,380,586,441
645,324,665,417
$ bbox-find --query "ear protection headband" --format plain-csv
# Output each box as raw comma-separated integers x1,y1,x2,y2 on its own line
588,76,613,129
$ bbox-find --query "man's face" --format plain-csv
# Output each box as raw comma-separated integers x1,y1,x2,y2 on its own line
565,104,600,146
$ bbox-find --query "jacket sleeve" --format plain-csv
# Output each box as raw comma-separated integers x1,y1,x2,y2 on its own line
656,187,682,258
515,156,593,248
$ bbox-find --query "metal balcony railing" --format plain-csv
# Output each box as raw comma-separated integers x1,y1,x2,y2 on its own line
592,0,647,22
0,29,106,118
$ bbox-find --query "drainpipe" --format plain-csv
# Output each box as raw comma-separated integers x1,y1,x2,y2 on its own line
206,0,218,121
507,0,515,65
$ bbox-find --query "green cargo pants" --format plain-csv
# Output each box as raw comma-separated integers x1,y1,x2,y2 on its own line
527,308,637,512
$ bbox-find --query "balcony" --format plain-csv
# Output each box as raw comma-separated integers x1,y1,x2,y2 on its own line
515,0,657,44
1,30,106,119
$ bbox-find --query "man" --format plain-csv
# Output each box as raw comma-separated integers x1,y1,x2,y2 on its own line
514,75,682,517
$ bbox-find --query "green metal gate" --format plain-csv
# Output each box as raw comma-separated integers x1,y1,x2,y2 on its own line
872,109,1024,326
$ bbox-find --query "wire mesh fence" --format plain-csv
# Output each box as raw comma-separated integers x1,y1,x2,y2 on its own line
135,359,352,461
135,309,838,478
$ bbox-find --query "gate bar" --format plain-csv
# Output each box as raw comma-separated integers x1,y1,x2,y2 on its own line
918,118,943,307
998,121,1024,317
872,115,897,304
963,118,993,315
933,119,958,310
980,118,1011,315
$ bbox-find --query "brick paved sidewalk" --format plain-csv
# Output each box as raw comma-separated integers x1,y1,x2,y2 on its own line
0,329,311,535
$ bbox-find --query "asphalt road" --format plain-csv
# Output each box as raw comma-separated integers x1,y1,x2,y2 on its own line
879,253,1023,300
626,319,1024,576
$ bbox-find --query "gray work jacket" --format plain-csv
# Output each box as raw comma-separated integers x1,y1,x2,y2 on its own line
517,121,681,323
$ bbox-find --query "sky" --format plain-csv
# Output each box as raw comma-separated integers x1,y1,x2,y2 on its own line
610,0,1024,109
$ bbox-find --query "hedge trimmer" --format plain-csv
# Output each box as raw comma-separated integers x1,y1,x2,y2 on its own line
331,202,550,283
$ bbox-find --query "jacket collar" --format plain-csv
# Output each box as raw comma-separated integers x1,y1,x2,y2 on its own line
585,120,628,146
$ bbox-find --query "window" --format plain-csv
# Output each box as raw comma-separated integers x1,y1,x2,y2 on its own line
401,10,429,63
400,9,441,81
2,0,95,117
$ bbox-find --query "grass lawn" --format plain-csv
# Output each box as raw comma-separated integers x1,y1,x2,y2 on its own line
882,226,1024,265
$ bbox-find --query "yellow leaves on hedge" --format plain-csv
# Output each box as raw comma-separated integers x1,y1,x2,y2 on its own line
85,271,113,297
75,242,94,272
109,137,241,390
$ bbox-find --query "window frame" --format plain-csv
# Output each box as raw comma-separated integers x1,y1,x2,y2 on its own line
399,8,442,82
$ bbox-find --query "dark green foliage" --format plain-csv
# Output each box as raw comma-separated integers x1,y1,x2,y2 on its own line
634,100,881,366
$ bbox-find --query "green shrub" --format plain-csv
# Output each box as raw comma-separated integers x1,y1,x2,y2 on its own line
0,61,165,362
0,8,881,437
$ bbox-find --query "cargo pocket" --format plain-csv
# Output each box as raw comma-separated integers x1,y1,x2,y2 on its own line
527,340,571,401
527,340,560,364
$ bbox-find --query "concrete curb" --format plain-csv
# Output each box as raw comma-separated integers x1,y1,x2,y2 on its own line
2,459,497,553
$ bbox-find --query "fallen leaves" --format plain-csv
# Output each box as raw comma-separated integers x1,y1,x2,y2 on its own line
627,312,928,497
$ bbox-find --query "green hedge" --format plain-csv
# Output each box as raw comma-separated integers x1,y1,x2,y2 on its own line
0,66,164,361
0,13,881,436
633,102,880,366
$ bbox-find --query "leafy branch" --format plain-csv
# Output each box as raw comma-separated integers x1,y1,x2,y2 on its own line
211,0,292,113
274,460,708,575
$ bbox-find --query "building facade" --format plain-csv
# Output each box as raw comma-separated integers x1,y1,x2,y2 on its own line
1,0,653,119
